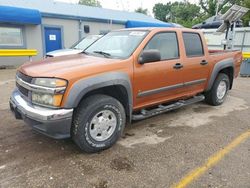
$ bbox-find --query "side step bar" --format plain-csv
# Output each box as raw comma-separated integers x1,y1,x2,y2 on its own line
132,95,205,121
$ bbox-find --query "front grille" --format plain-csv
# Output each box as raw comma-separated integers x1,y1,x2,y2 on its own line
16,82,29,97
16,71,32,98
16,71,32,83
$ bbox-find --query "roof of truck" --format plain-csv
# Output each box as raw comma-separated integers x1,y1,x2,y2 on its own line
118,27,202,33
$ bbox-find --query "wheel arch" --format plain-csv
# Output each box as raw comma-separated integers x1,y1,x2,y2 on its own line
206,58,235,91
64,72,133,121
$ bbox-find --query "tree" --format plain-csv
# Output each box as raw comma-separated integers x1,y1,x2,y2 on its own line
153,0,250,27
153,2,203,28
153,3,172,22
135,7,148,15
242,0,250,26
79,0,102,7
199,0,242,16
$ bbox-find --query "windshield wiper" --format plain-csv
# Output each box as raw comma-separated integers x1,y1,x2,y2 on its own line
93,51,111,58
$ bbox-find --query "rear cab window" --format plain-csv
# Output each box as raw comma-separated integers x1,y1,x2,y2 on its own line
182,32,204,57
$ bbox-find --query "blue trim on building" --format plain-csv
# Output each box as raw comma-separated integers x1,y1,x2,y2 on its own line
0,5,171,27
41,13,126,25
0,6,41,25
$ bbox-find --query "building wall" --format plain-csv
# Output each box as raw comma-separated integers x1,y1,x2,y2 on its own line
0,17,124,67
25,24,43,59
80,21,124,37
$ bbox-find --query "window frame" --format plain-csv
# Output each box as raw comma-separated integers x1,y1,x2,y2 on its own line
182,32,204,58
141,31,180,62
0,24,26,49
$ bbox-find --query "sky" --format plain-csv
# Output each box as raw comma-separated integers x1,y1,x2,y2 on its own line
56,0,198,16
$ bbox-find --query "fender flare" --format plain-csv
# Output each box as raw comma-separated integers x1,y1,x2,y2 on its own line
64,72,133,117
205,58,235,91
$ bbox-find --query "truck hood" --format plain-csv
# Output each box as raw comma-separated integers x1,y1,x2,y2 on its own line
19,54,121,79
46,49,83,57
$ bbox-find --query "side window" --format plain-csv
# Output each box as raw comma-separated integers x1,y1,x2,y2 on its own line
144,32,179,60
182,32,204,57
0,26,25,48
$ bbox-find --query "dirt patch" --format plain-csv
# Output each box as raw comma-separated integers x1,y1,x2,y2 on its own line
0,66,16,70
0,79,15,86
122,132,135,139
148,123,157,127
71,160,95,175
193,106,212,113
165,95,249,128
118,95,248,149
92,179,108,188
118,131,172,148
110,157,134,171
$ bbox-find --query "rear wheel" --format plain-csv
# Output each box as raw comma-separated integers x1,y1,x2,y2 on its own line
71,94,126,153
205,73,230,106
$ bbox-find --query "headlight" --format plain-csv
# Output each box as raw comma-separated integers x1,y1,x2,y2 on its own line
32,93,64,107
32,78,67,107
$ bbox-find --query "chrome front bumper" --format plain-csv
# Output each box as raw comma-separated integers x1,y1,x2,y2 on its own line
10,89,73,139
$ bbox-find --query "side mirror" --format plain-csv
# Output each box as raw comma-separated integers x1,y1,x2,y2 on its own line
138,49,161,64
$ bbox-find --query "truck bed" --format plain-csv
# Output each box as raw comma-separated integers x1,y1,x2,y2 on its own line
208,49,243,78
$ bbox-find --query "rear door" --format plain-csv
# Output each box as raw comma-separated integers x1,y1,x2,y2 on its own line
181,32,210,95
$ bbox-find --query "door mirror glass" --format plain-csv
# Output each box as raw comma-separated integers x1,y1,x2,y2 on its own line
138,49,161,64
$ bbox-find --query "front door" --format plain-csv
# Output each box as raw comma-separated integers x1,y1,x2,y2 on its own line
133,32,185,110
44,27,62,53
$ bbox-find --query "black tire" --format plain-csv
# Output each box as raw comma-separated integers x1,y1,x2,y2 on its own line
71,94,126,153
205,73,230,106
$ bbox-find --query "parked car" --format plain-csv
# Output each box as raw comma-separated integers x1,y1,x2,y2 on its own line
46,35,102,57
10,28,243,153
192,15,243,29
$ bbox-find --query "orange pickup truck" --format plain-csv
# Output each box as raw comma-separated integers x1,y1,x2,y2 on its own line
10,28,243,153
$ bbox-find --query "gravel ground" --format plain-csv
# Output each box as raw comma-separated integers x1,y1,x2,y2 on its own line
0,69,249,188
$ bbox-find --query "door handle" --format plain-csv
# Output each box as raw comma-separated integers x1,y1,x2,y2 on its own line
200,60,208,65
173,63,183,69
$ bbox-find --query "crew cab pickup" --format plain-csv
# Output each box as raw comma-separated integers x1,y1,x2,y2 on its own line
10,28,243,153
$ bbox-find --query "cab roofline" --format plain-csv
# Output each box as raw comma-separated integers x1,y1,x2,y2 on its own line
116,27,201,33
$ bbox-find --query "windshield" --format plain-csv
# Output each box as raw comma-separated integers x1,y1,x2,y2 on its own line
73,35,101,50
85,30,149,59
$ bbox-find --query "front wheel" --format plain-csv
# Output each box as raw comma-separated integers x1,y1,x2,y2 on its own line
205,73,230,106
71,94,126,153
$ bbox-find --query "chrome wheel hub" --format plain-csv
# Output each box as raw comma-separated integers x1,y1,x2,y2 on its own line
89,110,117,142
217,80,227,100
